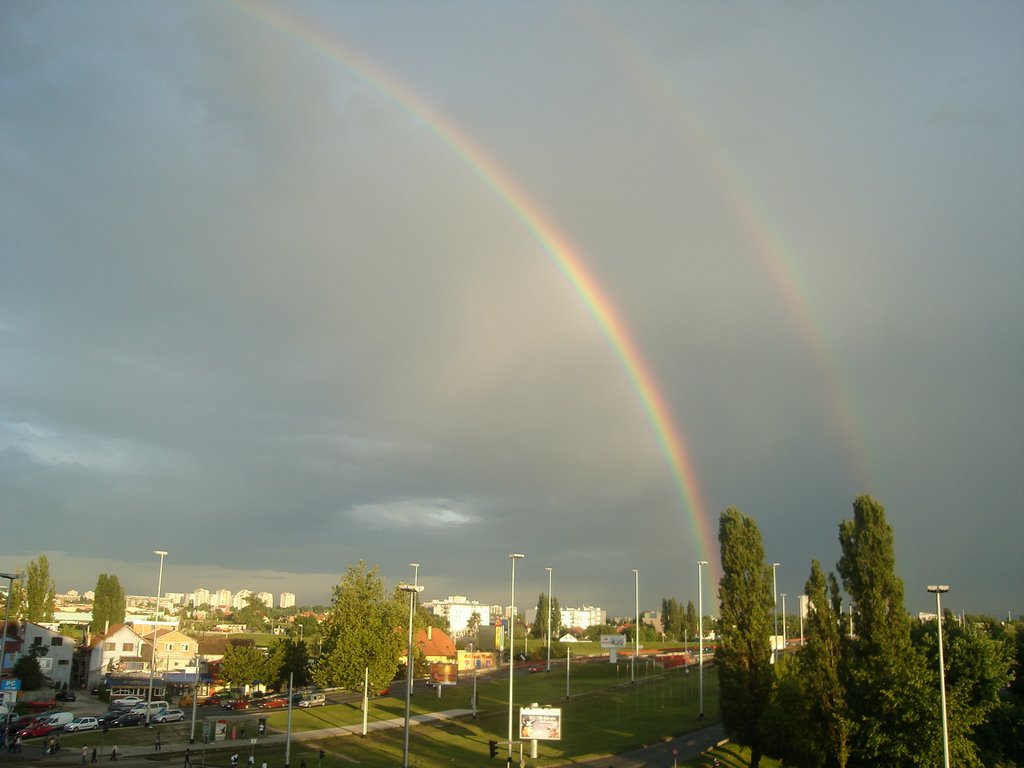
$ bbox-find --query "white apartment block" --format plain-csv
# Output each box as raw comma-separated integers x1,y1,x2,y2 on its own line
213,588,232,608
423,596,491,636
279,592,296,609
232,589,253,609
191,588,211,607
257,592,274,608
560,605,606,630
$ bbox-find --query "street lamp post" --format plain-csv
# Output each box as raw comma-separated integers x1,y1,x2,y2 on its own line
780,594,787,656
545,567,553,673
697,561,707,718
771,563,780,663
799,595,806,647
507,553,524,764
398,582,425,768
632,569,639,683
147,550,168,727
928,585,951,768
1,571,23,735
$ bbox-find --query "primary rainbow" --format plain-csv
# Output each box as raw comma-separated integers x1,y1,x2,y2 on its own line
232,0,720,573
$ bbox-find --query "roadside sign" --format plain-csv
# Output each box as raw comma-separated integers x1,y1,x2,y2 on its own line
0,679,21,691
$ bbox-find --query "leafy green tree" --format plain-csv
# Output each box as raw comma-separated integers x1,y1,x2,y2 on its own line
24,555,56,623
531,593,561,639
660,598,683,641
717,507,774,768
685,600,698,643
219,643,269,691
291,613,320,641
264,638,310,689
311,561,404,693
13,650,46,690
4,578,25,622
912,612,1014,767
788,559,854,768
838,495,932,767
232,594,269,630
91,574,126,634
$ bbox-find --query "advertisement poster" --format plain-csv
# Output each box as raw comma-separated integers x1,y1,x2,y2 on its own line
519,707,561,741
429,662,458,686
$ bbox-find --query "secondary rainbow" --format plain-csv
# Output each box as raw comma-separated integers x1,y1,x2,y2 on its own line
232,0,720,571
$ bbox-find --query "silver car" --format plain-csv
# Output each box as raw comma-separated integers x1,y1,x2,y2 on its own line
64,717,99,732
152,708,185,723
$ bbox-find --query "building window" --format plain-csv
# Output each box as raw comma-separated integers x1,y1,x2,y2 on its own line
181,644,189,652
122,642,134,652
58,659,69,665
165,643,174,651
104,642,116,652
51,637,63,647
32,637,43,646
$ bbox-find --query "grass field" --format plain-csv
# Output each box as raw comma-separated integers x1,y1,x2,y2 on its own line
54,660,746,768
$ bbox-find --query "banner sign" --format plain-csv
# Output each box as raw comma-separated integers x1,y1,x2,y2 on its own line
600,634,626,649
519,707,561,741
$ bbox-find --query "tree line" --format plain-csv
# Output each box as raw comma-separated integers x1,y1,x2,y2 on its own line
715,495,1020,768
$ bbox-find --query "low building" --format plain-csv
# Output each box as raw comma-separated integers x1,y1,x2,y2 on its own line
19,622,76,689
80,623,149,691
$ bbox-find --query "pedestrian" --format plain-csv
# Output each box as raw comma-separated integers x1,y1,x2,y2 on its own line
92,748,98,763
110,745,119,761
82,746,89,764
231,753,239,768
249,754,255,768
184,748,192,768
262,761,267,768
155,733,161,751
15,735,23,753
55,734,62,752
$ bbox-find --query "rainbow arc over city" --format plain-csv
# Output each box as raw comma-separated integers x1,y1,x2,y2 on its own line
225,0,883,580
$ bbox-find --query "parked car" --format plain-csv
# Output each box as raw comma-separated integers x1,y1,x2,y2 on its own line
56,690,77,702
111,696,144,709
110,712,146,728
230,698,252,710
258,696,289,709
16,720,58,739
297,693,325,708
152,708,185,723
64,717,99,732
26,697,57,709
96,711,123,727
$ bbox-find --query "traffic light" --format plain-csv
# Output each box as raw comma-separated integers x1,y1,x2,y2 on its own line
488,741,498,759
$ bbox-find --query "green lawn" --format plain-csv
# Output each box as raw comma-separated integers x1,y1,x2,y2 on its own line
58,661,733,768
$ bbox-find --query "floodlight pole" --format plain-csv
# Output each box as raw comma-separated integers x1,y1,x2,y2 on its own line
147,550,168,727
507,554,524,763
632,569,639,683
697,561,707,718
545,567,553,672
398,582,425,768
928,585,951,768
771,563,780,663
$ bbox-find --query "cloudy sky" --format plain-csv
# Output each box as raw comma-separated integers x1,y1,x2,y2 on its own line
2,1,1021,620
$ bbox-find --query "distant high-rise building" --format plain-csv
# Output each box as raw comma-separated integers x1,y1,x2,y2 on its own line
560,606,606,630
232,589,253,610
192,588,211,607
279,592,296,609
422,596,491,636
214,588,232,608
257,591,274,609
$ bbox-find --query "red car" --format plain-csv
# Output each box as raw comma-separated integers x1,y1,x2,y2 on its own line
16,720,57,739
26,698,57,709
258,696,288,709
230,698,252,710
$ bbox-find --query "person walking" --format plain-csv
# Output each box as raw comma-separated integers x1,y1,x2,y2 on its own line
110,745,119,761
92,747,98,763
155,733,161,751
184,748,192,767
82,746,89,764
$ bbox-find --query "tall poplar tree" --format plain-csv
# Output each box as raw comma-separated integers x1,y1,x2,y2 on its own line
24,555,56,623
837,495,931,767
91,574,126,633
685,600,698,643
530,593,561,639
311,561,404,693
717,507,775,768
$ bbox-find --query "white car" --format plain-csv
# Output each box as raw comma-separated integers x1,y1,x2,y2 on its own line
152,708,185,723
64,717,99,732
111,696,144,709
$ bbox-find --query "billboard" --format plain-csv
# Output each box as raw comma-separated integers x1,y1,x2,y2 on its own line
429,662,458,686
600,634,626,649
519,707,561,741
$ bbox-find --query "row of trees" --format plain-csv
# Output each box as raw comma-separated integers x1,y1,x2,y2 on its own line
716,495,1018,768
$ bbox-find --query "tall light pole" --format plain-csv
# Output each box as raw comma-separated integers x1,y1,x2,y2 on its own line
1,571,22,736
507,553,524,764
780,594,787,656
398,582,424,768
545,567,553,672
928,585,951,768
799,594,806,647
632,569,639,683
697,561,707,719
147,550,168,726
410,563,420,588
771,562,780,663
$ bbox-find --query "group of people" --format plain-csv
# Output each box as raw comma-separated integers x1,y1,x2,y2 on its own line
43,733,62,755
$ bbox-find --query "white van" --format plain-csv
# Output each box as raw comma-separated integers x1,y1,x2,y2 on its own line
297,693,325,708
42,712,75,729
129,701,171,718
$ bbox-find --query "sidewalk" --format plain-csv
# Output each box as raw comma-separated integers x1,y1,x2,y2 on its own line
0,710,475,765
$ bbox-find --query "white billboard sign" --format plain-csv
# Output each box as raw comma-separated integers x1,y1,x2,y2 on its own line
520,707,561,741
600,634,626,649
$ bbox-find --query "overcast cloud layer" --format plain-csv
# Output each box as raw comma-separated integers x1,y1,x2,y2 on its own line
2,1,1022,619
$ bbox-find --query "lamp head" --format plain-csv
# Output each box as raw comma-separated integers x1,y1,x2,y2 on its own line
397,583,424,593
927,585,950,594
509,553,525,559
153,550,168,557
